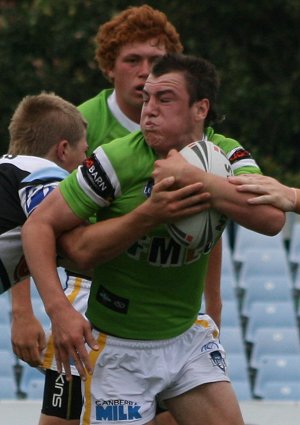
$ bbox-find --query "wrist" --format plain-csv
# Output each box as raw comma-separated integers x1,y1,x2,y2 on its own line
292,188,300,213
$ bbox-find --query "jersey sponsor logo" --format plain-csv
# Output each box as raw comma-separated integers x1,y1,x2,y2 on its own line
95,399,142,421
96,285,129,314
24,184,56,215
127,237,202,266
81,155,115,202
52,373,66,408
228,147,252,165
144,178,154,198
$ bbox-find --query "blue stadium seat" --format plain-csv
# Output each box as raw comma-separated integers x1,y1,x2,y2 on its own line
245,301,298,344
238,249,292,291
0,349,16,379
241,276,294,318
221,300,241,328
263,381,300,400
233,226,286,265
221,326,245,355
31,298,51,328
0,296,11,325
253,354,300,398
226,352,249,382
20,362,45,395
250,327,300,370
221,249,237,283
231,381,252,401
221,276,237,302
0,324,12,351
288,222,300,266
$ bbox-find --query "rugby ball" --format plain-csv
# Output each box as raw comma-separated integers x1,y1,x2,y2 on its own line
167,140,233,253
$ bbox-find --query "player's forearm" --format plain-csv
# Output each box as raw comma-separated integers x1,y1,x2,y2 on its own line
11,278,34,318
21,221,70,319
59,202,160,269
205,173,285,235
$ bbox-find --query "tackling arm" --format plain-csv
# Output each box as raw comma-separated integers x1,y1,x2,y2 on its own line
153,150,286,236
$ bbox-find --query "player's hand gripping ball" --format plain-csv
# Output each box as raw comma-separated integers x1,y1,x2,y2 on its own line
167,140,233,253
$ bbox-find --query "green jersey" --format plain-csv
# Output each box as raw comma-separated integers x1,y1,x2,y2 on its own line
60,130,260,340
78,89,132,156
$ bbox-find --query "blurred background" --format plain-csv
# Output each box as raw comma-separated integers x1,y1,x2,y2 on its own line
1,0,300,185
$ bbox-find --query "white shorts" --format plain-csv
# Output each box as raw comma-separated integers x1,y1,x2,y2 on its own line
42,272,91,375
81,314,230,425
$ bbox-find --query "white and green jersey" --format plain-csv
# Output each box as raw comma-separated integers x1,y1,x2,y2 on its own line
60,130,260,340
78,89,133,156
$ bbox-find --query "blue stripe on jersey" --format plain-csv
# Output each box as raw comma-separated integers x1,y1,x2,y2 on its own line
21,166,68,183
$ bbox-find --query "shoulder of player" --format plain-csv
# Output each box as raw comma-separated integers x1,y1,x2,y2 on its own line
78,88,113,116
0,155,55,173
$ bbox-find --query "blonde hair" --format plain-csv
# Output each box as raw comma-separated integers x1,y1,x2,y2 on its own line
8,92,87,156
95,4,183,81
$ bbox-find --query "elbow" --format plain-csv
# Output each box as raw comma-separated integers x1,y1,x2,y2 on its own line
261,209,286,236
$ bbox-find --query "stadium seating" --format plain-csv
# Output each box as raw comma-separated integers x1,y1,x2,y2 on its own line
253,354,300,398
288,222,300,266
244,301,298,344
19,362,45,396
263,381,300,400
221,300,241,328
241,277,294,319
238,248,292,291
233,226,286,265
0,324,13,351
220,326,245,355
250,327,300,370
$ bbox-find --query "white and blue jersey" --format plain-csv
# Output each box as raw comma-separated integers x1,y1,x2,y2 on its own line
0,154,68,293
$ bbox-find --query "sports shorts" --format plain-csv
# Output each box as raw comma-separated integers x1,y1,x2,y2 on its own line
41,369,82,419
42,271,91,376
81,314,230,425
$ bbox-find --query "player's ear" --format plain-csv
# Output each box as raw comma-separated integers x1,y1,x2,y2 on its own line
194,98,209,122
106,67,115,83
56,139,70,162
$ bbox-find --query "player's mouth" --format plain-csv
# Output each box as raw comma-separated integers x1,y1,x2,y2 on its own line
134,84,145,94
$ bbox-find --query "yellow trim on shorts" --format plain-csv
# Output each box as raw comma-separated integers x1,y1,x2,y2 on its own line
82,333,107,425
42,276,83,368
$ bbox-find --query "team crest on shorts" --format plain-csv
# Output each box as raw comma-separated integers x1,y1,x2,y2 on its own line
210,350,226,372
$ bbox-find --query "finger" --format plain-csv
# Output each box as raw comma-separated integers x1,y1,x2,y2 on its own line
169,182,205,199
235,184,268,194
228,175,259,185
167,149,179,158
152,176,176,192
247,195,272,205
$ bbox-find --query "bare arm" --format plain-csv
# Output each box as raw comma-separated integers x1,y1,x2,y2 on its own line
153,150,286,236
204,239,222,329
228,174,300,213
58,177,210,269
11,278,46,366
22,188,99,381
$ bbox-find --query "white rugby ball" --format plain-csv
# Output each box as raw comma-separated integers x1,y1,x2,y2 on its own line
167,140,233,253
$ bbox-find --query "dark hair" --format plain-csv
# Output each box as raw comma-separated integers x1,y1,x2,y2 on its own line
151,53,221,125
